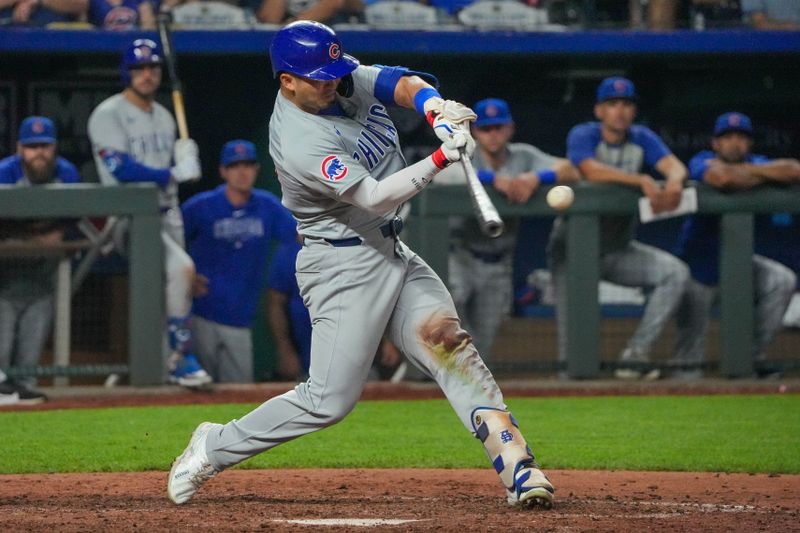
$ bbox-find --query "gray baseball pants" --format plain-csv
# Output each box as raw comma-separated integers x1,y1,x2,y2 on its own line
205,236,507,470
447,248,512,359
550,240,689,362
0,294,54,387
673,254,796,366
192,315,253,383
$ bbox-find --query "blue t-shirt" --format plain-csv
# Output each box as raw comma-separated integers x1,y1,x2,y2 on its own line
267,240,311,372
89,0,157,30
182,185,297,327
676,150,771,285
0,154,80,184
565,122,671,253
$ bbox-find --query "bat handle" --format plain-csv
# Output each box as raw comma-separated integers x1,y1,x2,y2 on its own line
172,90,189,140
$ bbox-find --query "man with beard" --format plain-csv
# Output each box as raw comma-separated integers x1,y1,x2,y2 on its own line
88,38,211,388
673,112,800,378
0,116,79,405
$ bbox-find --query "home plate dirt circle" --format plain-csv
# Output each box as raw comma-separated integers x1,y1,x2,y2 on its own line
272,518,429,526
0,469,797,531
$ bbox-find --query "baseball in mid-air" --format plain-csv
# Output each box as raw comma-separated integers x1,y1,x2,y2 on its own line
546,185,574,211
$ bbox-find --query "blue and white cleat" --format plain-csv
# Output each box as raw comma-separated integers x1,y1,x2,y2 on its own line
168,422,222,504
506,463,554,509
169,353,213,388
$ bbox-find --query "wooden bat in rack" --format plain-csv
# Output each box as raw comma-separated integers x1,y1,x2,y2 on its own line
459,149,505,238
157,11,189,140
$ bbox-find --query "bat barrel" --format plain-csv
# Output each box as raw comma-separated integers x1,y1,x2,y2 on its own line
458,149,505,239
482,218,504,238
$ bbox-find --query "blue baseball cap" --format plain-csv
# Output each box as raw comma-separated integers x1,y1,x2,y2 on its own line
713,112,753,137
474,98,513,128
220,140,258,166
596,77,638,103
19,116,56,145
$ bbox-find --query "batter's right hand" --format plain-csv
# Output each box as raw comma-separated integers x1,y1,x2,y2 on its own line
440,129,474,163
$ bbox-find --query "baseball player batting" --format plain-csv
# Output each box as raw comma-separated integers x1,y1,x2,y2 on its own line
168,21,554,509
88,39,212,388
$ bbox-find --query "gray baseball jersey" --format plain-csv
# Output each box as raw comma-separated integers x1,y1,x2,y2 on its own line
88,93,178,210
271,66,405,240
204,65,514,469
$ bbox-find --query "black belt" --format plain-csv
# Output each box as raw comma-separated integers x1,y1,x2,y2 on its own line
469,249,506,263
323,216,404,247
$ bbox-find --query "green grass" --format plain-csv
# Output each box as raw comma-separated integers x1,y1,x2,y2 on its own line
1,395,798,474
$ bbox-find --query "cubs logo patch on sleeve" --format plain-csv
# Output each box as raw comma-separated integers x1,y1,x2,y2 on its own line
321,155,348,181
100,149,123,173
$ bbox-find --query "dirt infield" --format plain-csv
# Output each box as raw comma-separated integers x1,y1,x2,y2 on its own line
0,469,797,532
2,380,798,531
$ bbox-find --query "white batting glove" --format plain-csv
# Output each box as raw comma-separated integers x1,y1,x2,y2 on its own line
171,139,201,183
424,98,477,144
440,129,473,163
174,138,199,162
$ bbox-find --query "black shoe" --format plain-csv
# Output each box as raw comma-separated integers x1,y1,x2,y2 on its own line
755,362,782,380
8,382,47,405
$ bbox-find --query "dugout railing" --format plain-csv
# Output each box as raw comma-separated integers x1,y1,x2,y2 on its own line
408,182,800,379
0,183,163,386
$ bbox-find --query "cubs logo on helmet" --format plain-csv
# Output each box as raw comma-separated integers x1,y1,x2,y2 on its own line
269,20,359,80
321,155,348,181
32,120,44,134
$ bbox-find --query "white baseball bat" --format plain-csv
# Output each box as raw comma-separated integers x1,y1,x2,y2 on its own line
459,149,505,238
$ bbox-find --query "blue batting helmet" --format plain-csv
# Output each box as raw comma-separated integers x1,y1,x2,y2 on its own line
120,38,163,86
269,21,359,80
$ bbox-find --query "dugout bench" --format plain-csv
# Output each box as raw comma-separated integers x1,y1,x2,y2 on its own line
0,184,163,386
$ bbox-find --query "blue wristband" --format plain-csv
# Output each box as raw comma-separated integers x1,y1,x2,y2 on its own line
477,169,495,185
414,87,442,116
538,169,557,184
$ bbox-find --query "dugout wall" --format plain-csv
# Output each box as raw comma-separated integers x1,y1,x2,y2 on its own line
1,29,798,381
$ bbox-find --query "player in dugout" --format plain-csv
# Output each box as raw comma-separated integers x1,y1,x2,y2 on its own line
88,38,212,389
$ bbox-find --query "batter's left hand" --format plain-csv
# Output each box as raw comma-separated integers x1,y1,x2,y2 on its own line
439,129,475,163
425,99,477,146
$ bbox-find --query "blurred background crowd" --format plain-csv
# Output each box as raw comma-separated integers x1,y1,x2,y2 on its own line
2,1,798,32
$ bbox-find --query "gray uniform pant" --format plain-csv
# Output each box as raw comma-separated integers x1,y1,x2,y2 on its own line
447,248,512,359
551,240,689,362
192,316,253,383
206,236,506,470
0,294,54,387
673,255,796,366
